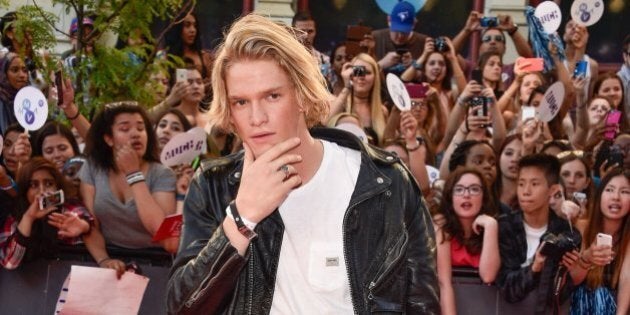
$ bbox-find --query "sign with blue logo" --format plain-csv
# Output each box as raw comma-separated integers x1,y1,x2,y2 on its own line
14,86,48,131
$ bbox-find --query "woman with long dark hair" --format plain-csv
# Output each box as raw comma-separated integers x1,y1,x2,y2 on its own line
79,102,177,276
1,157,91,269
435,168,500,315
569,168,630,314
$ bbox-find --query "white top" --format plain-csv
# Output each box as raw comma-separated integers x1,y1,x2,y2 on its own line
270,140,361,315
522,222,548,267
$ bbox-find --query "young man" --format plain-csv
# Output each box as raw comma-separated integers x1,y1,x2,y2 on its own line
497,154,580,313
166,14,439,314
372,0,427,70
292,11,332,84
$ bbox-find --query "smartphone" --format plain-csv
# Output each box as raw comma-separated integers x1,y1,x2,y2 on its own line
477,100,488,117
520,58,544,72
521,106,536,121
176,69,188,83
471,69,483,84
573,60,588,78
416,84,429,98
572,192,586,205
604,110,622,141
39,189,65,210
479,16,498,27
596,233,613,247
55,70,63,105
607,145,624,167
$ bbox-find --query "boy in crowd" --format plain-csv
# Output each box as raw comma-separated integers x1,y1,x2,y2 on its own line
497,154,580,313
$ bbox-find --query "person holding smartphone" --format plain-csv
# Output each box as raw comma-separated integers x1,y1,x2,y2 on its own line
1,157,92,269
569,167,630,314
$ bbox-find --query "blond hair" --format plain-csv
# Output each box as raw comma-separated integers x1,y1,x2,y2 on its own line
208,14,329,131
344,53,386,144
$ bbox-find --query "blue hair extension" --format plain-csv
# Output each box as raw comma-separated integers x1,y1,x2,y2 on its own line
525,6,566,73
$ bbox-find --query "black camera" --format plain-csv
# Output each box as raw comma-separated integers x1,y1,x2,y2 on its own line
607,145,625,167
435,37,449,53
540,231,581,261
352,65,367,77
469,96,489,117
396,48,409,56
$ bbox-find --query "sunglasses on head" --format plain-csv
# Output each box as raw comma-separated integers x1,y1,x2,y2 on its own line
482,35,505,43
556,150,585,160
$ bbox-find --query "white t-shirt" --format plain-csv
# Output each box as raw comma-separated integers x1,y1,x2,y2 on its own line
270,140,361,315
522,222,548,267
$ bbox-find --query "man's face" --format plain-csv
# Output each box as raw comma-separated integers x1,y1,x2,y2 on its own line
479,29,505,55
517,166,558,214
389,30,411,46
227,59,305,158
294,20,316,49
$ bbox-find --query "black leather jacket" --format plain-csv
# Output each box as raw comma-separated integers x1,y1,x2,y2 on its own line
167,128,440,314
496,208,579,311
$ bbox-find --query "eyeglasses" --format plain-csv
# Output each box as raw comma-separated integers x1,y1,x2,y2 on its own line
482,35,505,43
556,150,586,160
411,100,428,109
453,184,483,196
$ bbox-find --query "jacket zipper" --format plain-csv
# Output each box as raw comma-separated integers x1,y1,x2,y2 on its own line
247,242,254,314
343,191,383,314
184,265,216,308
367,234,407,292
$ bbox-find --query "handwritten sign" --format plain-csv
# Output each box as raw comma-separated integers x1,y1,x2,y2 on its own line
538,81,565,122
14,86,48,131
335,122,369,143
571,0,604,27
426,165,439,186
60,266,149,315
386,73,412,112
535,1,562,34
152,214,183,242
160,127,207,167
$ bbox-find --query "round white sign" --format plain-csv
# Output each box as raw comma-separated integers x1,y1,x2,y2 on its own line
13,86,48,131
335,122,368,143
160,127,208,167
535,1,562,34
386,73,411,112
571,0,604,27
426,165,440,186
538,81,565,123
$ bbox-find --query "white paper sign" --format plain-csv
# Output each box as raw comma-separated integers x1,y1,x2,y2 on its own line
535,1,562,34
335,122,368,143
160,127,207,167
386,73,411,112
538,81,565,122
60,266,149,315
571,0,604,27
14,86,48,131
426,165,439,186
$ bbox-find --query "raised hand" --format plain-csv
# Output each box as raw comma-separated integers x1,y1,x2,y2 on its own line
235,137,303,224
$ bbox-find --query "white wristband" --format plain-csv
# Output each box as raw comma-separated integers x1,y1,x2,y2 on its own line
225,205,257,230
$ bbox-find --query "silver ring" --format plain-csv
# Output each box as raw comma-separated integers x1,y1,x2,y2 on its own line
279,165,289,180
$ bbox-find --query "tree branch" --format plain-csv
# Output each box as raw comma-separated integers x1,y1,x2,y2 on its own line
31,0,72,38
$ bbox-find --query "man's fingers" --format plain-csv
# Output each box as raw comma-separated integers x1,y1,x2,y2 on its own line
257,137,301,163
271,154,302,172
242,141,254,168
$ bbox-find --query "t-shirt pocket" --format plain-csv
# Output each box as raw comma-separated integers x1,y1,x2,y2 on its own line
307,241,347,292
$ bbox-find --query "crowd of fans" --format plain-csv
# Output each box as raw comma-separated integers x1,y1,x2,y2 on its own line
0,1,629,314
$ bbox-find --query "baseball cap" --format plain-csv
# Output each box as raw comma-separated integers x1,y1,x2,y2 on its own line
70,17,94,34
390,1,415,34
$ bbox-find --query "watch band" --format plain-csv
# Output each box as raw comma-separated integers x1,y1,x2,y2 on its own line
228,201,258,240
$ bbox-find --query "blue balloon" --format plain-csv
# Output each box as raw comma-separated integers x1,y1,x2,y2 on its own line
375,0,426,15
